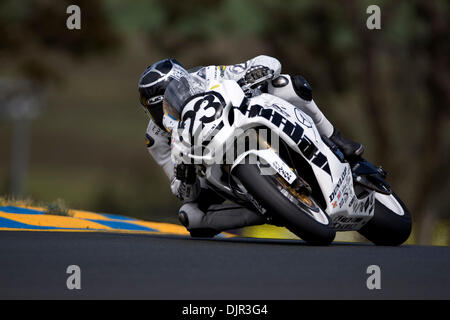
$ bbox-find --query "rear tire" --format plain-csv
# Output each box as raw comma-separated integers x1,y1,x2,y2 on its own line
358,192,412,246
234,163,335,245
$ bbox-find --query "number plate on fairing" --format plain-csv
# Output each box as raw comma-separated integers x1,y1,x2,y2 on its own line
330,193,375,231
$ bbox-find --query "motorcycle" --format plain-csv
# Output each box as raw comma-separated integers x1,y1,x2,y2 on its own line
165,75,412,246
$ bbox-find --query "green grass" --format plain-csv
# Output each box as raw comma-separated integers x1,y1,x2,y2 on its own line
0,195,71,216
0,195,34,207
43,199,71,217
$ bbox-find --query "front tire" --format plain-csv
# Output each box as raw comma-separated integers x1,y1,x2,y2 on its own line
358,192,412,246
233,163,336,245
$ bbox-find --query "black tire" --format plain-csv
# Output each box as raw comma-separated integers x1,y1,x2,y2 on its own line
233,163,336,245
358,192,412,246
189,228,220,238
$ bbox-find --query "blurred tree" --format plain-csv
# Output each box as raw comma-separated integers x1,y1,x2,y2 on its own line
331,0,449,244
410,0,450,244
0,0,119,83
0,0,121,203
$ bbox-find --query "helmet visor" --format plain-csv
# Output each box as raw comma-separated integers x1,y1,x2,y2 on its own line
140,93,164,127
163,74,207,116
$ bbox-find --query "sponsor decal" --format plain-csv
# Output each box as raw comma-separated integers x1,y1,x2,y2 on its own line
364,197,371,211
271,104,291,118
334,216,364,224
150,122,169,137
294,109,313,128
351,194,375,215
328,167,348,202
345,173,352,185
145,133,154,148
332,216,366,230
272,160,295,183
352,197,359,211
218,65,226,77
235,102,331,176
338,187,350,208
348,195,356,208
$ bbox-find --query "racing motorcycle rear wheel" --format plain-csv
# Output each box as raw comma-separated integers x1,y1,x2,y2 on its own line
358,192,412,246
233,162,336,245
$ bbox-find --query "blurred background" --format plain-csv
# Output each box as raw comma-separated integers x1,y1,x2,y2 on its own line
0,0,448,245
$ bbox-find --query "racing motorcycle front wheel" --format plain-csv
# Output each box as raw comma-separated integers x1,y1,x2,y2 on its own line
233,162,336,245
358,192,412,246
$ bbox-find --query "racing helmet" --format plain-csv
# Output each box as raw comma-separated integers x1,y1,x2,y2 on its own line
138,58,188,129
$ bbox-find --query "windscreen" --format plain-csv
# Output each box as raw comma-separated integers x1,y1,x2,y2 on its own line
163,74,207,117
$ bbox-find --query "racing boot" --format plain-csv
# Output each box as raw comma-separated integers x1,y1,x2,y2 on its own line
268,74,364,159
329,128,364,159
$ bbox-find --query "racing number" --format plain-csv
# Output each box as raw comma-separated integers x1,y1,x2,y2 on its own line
182,93,224,134
197,94,223,124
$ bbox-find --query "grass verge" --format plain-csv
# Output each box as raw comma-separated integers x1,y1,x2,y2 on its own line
0,195,72,217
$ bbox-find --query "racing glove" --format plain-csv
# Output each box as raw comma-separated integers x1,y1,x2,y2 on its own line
238,66,274,88
238,66,274,97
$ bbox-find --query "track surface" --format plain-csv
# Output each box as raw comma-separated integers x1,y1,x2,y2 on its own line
0,231,449,299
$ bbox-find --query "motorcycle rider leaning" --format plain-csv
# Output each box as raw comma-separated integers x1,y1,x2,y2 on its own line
138,56,364,237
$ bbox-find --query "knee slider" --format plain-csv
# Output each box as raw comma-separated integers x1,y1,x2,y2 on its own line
178,208,189,227
292,75,313,102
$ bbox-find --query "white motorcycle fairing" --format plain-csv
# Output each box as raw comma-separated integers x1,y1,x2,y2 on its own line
172,79,375,231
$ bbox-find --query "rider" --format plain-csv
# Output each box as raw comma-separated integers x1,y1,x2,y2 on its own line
138,56,364,237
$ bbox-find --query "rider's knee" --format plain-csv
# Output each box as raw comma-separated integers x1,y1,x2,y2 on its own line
178,202,204,229
291,75,313,102
178,203,219,238
270,74,313,104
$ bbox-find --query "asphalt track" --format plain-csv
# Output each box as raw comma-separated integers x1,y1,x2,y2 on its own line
0,231,449,300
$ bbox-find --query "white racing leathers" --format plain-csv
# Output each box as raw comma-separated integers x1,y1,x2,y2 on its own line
267,75,334,137
145,55,335,232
